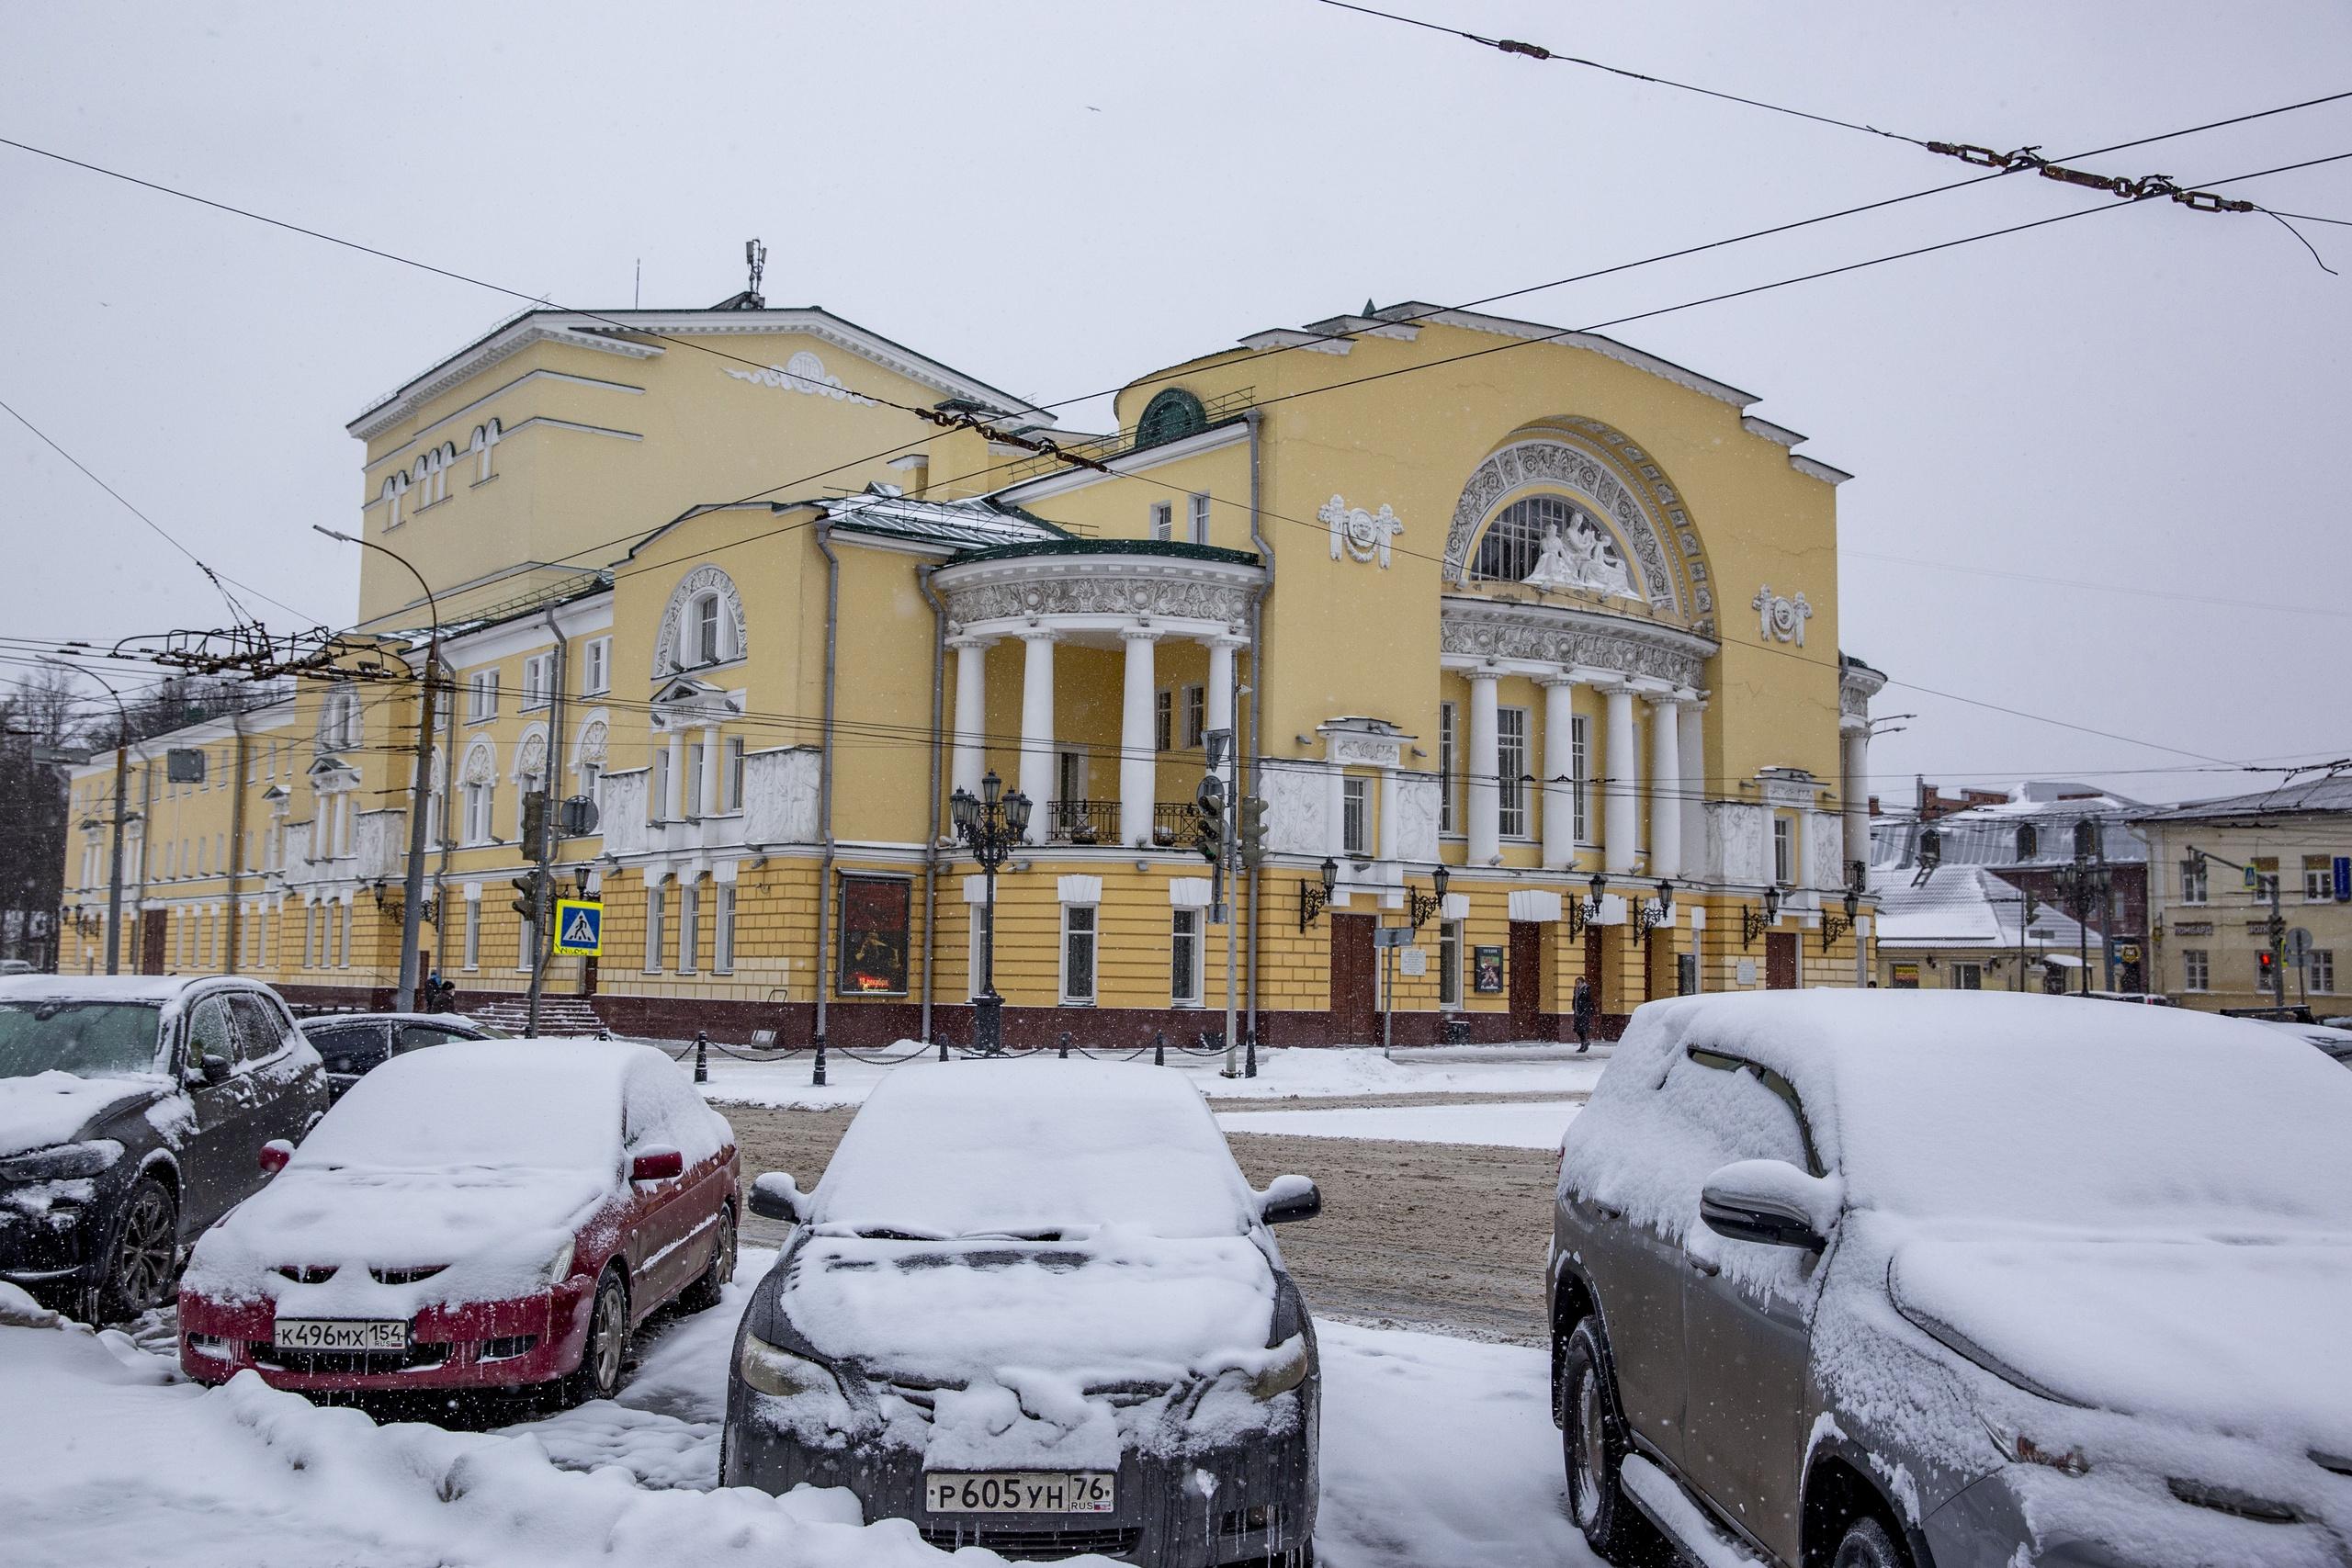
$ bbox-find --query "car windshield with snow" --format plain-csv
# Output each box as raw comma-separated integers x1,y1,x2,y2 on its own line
0,976,327,1324
1550,989,2352,1568
178,1038,739,1405
722,1060,1322,1566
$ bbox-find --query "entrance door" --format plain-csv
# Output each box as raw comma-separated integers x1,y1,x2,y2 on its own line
1765,931,1799,989
1508,921,1544,1039
139,909,167,976
1645,931,1679,1001
1327,913,1376,1043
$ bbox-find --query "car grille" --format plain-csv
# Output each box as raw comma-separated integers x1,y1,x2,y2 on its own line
369,1265,447,1285
252,1341,451,1374
276,1265,337,1283
917,1524,1140,1561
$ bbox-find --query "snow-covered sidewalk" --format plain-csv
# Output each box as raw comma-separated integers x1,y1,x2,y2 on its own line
1,1258,1592,1567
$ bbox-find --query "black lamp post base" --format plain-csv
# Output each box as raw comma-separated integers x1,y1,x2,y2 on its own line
972,993,1004,1057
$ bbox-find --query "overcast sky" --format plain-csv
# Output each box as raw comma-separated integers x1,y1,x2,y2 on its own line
5,0,2346,807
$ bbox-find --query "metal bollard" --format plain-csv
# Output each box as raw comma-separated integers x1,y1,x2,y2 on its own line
937,1032,949,1063
1058,1030,1072,1060
811,1032,828,1088
1245,1027,1258,1078
694,1031,709,1084
597,1025,612,1041
1153,1030,1166,1067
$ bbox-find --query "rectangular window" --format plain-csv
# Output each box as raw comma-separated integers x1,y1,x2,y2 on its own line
521,653,553,709
1149,502,1172,542
839,874,910,995
1188,492,1211,545
1155,691,1172,752
1498,707,1528,838
2305,857,2333,902
644,886,665,973
467,671,498,723
2312,950,2335,994
1061,905,1098,1004
1773,817,1795,886
2182,948,2208,991
1342,775,1370,856
1438,701,1456,834
1183,685,1205,749
2251,856,2279,899
2182,861,2209,903
724,738,745,812
715,886,736,974
678,883,699,974
1951,962,1984,990
583,637,611,695
1171,908,1202,1005
463,898,480,970
1570,715,1590,842
1439,919,1462,1008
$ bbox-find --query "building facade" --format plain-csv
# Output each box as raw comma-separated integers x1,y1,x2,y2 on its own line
62,295,1885,1043
2137,778,2352,1015
1868,863,2099,993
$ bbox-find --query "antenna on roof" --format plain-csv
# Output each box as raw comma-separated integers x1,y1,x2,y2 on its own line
745,239,767,309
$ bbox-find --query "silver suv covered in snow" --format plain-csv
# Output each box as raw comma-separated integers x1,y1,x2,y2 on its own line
1550,990,2352,1568
722,1060,1321,1566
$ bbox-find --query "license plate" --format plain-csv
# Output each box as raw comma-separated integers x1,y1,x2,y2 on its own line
273,1318,409,1351
924,1472,1115,1515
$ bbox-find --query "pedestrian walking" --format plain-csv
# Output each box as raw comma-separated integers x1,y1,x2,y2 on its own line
1571,975,1597,1054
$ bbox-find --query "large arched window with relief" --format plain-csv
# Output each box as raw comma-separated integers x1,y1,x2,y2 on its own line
657,565,747,676
1470,494,1639,600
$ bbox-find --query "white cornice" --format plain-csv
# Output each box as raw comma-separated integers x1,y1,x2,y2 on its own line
1791,455,1854,486
992,420,1251,505
351,325,664,441
1374,302,1758,410
1741,415,1804,448
361,368,647,474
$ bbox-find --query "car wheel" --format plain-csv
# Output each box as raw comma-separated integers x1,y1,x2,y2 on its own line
563,1269,631,1406
680,1204,735,1313
1560,1317,1671,1566
95,1178,179,1325
1833,1517,1909,1568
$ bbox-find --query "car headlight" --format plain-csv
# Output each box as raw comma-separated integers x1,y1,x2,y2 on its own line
1249,1335,1310,1402
738,1333,838,1399
543,1239,576,1285
0,1141,122,1184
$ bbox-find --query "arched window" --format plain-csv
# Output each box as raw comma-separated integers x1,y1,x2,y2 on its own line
1470,494,1637,599
469,418,502,483
693,593,723,665
319,687,362,751
460,741,498,845
1135,388,1207,451
658,567,746,676
381,472,408,530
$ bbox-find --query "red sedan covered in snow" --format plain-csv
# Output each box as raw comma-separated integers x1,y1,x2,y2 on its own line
178,1039,738,1404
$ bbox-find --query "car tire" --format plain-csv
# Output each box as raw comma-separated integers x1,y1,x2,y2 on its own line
680,1204,735,1313
1560,1317,1672,1566
93,1177,179,1325
562,1268,631,1406
1833,1517,1909,1568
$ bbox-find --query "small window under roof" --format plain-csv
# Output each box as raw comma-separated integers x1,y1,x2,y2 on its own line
1135,388,1207,450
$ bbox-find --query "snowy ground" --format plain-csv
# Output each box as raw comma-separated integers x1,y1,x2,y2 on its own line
1,1254,1591,1568
692,1042,1613,1111
1216,1100,1582,1149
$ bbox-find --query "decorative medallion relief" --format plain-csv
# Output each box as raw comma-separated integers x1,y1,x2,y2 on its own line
1706,802,1771,886
1393,773,1442,863
723,350,877,406
1259,759,1327,859
1319,495,1405,568
1439,599,1713,689
1752,584,1814,646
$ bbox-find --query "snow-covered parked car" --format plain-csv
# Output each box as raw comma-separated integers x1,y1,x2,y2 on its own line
2256,1017,2352,1067
1550,989,2352,1568
0,975,328,1323
178,1038,739,1404
721,1060,1322,1566
296,1011,508,1101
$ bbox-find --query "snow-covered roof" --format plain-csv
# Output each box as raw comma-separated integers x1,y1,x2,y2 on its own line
1868,864,2099,951
815,489,1067,553
2133,773,2352,823
1871,782,2150,871
0,975,245,1007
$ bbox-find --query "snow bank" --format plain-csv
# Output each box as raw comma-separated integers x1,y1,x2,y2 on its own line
0,1069,159,1158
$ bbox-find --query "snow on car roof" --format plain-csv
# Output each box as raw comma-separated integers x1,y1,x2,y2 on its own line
812,1060,1258,1239
295,1039,652,1173
0,975,254,1006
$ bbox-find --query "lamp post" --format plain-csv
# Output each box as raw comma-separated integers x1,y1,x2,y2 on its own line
1635,877,1675,936
1297,855,1340,930
1407,863,1450,930
45,659,130,975
313,526,439,1013
1742,885,1782,948
951,769,1030,1056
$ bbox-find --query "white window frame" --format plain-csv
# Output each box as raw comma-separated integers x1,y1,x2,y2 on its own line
644,885,665,973
2311,949,2335,994
1155,691,1172,752
583,636,611,695
462,898,480,971
463,780,495,845
2304,858,2333,902
1439,919,1463,1009
1060,904,1099,1005
714,886,736,974
1149,501,1172,542
723,737,746,813
1171,908,1203,1006
521,653,553,710
1187,492,1210,545
1497,706,1529,839
692,593,723,667
1570,714,1590,842
1342,775,1370,857
467,671,498,724
2182,861,2208,904
1438,701,1456,835
2181,948,2208,992
1951,962,1984,990
469,418,501,483
649,748,670,824
678,882,699,974
1182,684,1205,749
1773,817,1794,886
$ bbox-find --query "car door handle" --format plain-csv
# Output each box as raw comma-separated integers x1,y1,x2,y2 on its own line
1684,1253,1721,1277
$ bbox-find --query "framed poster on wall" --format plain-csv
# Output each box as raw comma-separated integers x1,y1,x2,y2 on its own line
1472,945,1504,994
837,874,910,996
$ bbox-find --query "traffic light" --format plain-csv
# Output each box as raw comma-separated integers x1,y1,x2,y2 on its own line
519,791,548,859
1193,774,1227,866
510,870,545,920
2258,950,2277,984
2021,894,2040,927
1237,795,1270,869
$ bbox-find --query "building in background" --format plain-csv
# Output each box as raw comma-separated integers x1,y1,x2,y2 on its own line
1868,863,2100,992
2136,777,2352,1016
62,289,1887,1042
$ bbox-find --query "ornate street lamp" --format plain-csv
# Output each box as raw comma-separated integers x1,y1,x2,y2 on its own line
1742,885,1782,948
1636,878,1675,936
1407,863,1451,930
950,769,1031,1056
1822,885,1861,953
1299,855,1341,930
1566,872,1608,939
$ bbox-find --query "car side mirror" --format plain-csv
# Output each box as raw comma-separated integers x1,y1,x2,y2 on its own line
628,1145,684,1182
750,1170,808,1224
195,1052,232,1085
1257,1174,1321,1226
1699,1158,1839,1252
258,1139,293,1175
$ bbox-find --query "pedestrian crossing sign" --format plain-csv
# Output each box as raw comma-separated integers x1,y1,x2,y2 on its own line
552,898,604,957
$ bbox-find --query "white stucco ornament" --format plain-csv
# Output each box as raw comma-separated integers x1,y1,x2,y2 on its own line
724,350,877,406
1752,584,1814,646
1521,518,1638,600
1320,494,1405,568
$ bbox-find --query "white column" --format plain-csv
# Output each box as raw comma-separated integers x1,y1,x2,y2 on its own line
1204,637,1240,742
1326,761,1348,861
1841,725,1871,871
1540,673,1577,870
1600,680,1637,875
951,638,990,799
698,724,722,818
335,793,351,858
1378,765,1400,863
1679,697,1707,883
664,728,686,821
1118,626,1159,848
1018,631,1057,843
1466,670,1500,865
1649,693,1682,881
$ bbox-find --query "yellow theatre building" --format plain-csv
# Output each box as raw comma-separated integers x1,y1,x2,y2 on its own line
60,289,1886,1044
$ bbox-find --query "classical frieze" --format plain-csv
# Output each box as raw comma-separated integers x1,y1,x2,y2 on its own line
941,563,1256,630
1438,597,1713,689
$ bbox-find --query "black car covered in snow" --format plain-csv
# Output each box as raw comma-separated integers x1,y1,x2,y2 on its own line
0,976,329,1322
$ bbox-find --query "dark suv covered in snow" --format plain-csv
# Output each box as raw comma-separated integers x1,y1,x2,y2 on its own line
0,976,328,1321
